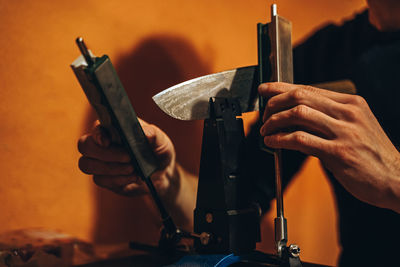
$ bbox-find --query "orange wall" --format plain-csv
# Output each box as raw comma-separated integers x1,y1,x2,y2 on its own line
0,0,366,265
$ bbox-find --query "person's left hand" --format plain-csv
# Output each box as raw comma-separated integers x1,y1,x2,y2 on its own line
259,82,400,213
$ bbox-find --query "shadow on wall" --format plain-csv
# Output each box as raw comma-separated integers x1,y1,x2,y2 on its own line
82,35,211,244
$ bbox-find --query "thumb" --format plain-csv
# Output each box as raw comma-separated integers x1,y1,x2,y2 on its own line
142,123,172,155
141,123,158,147
140,122,175,169
138,118,159,148
93,124,111,147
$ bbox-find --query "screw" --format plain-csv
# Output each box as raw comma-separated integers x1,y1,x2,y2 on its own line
200,232,211,245
228,174,237,179
289,244,300,257
205,213,213,223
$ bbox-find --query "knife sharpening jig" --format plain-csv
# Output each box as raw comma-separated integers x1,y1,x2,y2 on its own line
70,3,344,267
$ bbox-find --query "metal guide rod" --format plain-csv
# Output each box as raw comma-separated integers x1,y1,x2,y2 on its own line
144,178,178,234
275,150,284,218
269,6,302,264
270,3,289,255
76,37,95,67
270,4,284,219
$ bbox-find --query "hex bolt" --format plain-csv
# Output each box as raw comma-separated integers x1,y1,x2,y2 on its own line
289,244,300,257
228,173,237,179
205,213,213,223
200,232,211,245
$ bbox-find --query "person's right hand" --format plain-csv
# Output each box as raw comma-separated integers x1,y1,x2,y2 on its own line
77,119,179,198
258,82,400,213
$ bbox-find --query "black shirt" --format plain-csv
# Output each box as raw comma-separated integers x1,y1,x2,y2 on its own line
248,10,400,266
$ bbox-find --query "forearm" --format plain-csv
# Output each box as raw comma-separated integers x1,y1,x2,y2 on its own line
331,145,400,214
384,152,400,214
163,163,198,232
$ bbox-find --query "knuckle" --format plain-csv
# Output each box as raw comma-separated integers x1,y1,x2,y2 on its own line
304,85,318,93
292,131,308,146
291,104,308,119
268,113,279,124
350,95,367,106
274,82,285,88
342,106,358,121
266,99,275,110
290,89,306,102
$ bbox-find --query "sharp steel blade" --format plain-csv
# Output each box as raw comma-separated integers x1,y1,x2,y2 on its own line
152,66,259,120
152,69,356,121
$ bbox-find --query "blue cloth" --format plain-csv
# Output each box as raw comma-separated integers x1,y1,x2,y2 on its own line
165,254,240,267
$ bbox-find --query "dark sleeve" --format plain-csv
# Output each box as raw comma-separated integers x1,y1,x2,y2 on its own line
293,10,370,84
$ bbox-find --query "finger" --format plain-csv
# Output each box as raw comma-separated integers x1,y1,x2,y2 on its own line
138,119,164,151
141,123,174,167
93,174,140,188
263,86,348,122
92,123,111,147
258,82,355,104
260,105,338,139
78,134,131,163
93,175,148,196
123,183,148,196
135,118,168,153
79,156,134,175
263,130,331,159
138,118,159,147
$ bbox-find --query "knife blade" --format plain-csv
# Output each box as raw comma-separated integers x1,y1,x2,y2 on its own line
152,65,259,120
152,67,356,121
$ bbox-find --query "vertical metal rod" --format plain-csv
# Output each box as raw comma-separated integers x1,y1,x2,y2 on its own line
271,3,277,17
270,4,288,256
274,149,284,218
76,37,95,67
258,3,291,257
271,1,285,222
143,177,178,235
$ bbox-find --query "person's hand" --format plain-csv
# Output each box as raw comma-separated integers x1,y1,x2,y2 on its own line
77,119,178,198
258,82,400,212
77,119,198,230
